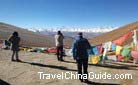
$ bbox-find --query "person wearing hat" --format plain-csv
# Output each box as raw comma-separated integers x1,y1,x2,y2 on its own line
72,32,91,82
8,31,21,62
55,31,64,61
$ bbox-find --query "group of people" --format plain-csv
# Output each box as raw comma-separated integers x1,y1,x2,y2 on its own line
55,31,91,82
9,31,91,83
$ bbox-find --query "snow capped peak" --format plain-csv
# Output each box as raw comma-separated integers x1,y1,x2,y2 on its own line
27,28,37,32
27,28,45,32
37,28,45,32
27,27,117,33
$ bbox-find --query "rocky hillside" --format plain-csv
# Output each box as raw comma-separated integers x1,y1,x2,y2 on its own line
89,22,138,46
0,22,73,47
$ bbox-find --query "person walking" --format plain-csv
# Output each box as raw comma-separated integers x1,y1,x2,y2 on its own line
55,31,64,61
72,32,91,82
8,31,21,62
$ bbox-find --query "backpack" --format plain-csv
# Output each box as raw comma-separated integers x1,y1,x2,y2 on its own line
76,38,87,58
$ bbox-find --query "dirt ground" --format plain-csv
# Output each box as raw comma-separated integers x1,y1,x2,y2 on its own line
0,50,138,85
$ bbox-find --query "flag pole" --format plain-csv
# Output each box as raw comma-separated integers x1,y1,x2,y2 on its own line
133,30,137,64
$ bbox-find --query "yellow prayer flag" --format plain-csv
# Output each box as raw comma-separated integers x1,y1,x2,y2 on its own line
116,46,123,55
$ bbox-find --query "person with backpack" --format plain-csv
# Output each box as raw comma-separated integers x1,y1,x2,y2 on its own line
72,32,91,82
8,31,21,62
55,31,64,61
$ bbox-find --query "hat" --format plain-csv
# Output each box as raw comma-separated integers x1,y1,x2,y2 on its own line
78,32,83,36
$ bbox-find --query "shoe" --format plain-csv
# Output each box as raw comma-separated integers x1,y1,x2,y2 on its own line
83,79,89,83
60,59,64,61
16,59,22,62
11,59,15,62
79,79,83,82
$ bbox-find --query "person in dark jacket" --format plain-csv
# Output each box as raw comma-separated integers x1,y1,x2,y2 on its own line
72,32,91,82
8,31,21,62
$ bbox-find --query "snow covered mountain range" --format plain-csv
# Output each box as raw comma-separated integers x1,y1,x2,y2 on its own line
26,27,117,38
27,27,117,33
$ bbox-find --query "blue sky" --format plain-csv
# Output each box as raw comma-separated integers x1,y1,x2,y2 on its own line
0,0,138,29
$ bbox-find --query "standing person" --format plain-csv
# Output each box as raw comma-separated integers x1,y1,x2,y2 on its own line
72,32,91,82
55,31,64,61
8,31,21,62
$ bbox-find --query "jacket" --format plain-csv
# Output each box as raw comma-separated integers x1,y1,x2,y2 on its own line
72,36,91,59
8,35,20,51
55,34,64,47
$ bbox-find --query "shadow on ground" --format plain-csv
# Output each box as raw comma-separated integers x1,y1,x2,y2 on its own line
91,63,138,70
19,61,77,72
81,80,120,85
14,61,120,85
0,79,10,85
62,60,138,70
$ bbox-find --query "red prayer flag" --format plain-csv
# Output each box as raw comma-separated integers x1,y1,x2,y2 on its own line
117,55,123,62
131,50,138,59
97,44,103,54
112,32,132,45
